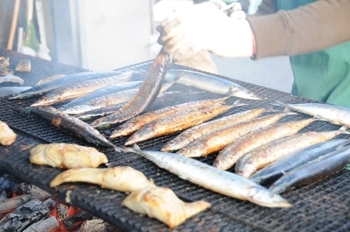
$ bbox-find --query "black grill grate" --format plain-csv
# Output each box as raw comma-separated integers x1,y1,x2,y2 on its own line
0,48,350,232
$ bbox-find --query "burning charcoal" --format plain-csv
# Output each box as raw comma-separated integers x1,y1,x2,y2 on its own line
78,218,118,232
0,199,51,231
0,194,31,214
23,216,59,232
62,210,92,231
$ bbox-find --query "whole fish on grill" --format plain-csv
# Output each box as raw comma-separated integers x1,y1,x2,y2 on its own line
31,71,135,106
122,186,211,229
161,108,267,152
77,90,184,121
213,118,316,171
273,101,350,127
236,129,350,178
165,69,262,100
90,49,172,129
124,104,240,146
250,139,350,185
61,88,139,115
22,106,119,150
109,96,231,139
126,145,291,208
269,144,350,194
60,82,172,115
29,143,109,169
58,81,142,111
50,166,155,192
0,120,17,146
177,112,293,158
9,71,123,100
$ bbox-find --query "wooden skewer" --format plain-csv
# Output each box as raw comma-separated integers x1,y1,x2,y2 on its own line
7,0,21,50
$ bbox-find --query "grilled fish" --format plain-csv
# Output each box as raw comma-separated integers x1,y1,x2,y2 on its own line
161,108,266,152
177,112,292,158
236,129,350,178
274,101,350,127
61,88,139,115
50,166,155,192
250,139,350,185
0,120,17,146
90,50,171,129
125,104,238,146
269,144,350,194
29,143,108,169
213,118,316,171
25,106,119,150
126,145,291,208
165,69,262,100
9,71,122,100
122,186,211,229
58,81,142,111
77,91,183,121
31,71,135,106
110,96,231,139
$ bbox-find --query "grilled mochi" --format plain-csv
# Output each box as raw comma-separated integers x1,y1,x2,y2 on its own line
30,143,108,169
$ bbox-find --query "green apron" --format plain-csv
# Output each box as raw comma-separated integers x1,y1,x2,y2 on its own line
277,0,350,108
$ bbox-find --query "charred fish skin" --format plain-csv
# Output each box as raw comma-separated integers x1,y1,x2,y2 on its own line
269,144,350,194
124,104,237,146
177,112,292,158
161,108,267,152
237,130,350,178
9,71,122,100
27,106,120,151
165,69,262,100
274,101,350,127
31,71,135,107
250,139,350,185
126,145,291,208
109,96,230,139
213,118,316,171
90,49,171,129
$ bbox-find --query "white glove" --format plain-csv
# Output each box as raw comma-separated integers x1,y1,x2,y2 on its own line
157,1,254,62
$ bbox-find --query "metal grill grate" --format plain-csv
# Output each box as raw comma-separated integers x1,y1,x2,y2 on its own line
0,48,349,232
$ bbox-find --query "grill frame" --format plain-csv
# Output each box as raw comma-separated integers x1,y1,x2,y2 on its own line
1,48,350,232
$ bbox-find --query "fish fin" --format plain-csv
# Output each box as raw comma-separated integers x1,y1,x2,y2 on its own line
160,82,175,93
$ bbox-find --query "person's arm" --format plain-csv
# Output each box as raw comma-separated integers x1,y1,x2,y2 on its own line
247,0,350,59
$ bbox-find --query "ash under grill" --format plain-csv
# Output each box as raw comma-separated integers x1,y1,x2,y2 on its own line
1,49,350,232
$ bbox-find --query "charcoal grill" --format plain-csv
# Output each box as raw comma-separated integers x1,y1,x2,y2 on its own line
0,48,350,232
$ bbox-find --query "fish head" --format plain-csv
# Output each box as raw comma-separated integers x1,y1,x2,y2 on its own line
246,185,292,208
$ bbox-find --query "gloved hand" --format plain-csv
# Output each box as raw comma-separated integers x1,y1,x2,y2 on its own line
157,1,254,62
